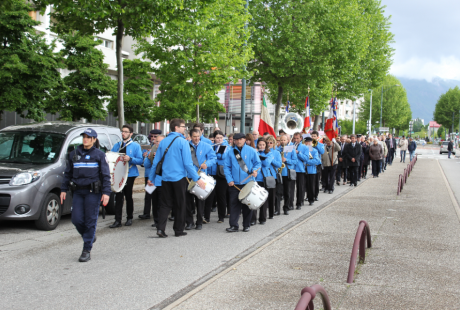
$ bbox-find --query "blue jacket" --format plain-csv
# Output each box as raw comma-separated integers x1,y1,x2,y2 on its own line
224,144,261,185
277,146,298,177
144,152,162,186
256,151,273,182
268,149,282,179
408,141,417,152
111,139,144,177
61,145,111,196
149,132,201,183
187,140,217,177
305,147,321,174
207,141,229,176
294,143,310,173
201,135,212,145
314,142,325,156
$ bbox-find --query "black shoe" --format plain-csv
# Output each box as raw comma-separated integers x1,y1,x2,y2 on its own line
323,188,328,193
168,216,175,221
226,226,239,232
211,207,217,212
329,190,333,194
157,230,168,238
242,227,250,232
304,198,308,201
309,202,314,205
259,221,266,225
109,221,122,228
195,225,202,230
125,219,132,226
250,221,256,226
79,250,91,262
284,210,289,215
289,206,294,210
296,206,301,210
354,183,358,186
314,197,318,201
217,219,224,223
268,216,274,219
349,183,354,187
185,223,195,230
175,232,187,237
138,214,150,219
336,182,340,186
151,223,157,227
274,211,280,216
225,214,230,218
203,218,210,224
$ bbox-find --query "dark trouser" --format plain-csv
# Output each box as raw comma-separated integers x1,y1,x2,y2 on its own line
205,177,227,221
359,158,364,180
186,192,205,225
400,150,406,162
288,175,296,208
372,160,380,176
321,169,328,189
448,150,452,158
275,183,283,213
386,148,394,165
72,189,101,251
228,185,253,228
151,186,161,226
143,177,154,217
252,182,268,223
268,188,275,218
226,188,231,215
349,166,359,185
114,176,136,222
282,176,291,211
295,172,305,207
314,165,321,198
305,174,315,203
158,178,188,233
324,165,337,191
363,165,368,178
336,165,345,183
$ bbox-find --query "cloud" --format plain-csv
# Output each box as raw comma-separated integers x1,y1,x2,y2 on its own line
390,56,460,82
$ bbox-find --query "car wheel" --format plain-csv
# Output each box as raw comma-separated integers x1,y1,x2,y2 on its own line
104,192,116,215
35,193,61,231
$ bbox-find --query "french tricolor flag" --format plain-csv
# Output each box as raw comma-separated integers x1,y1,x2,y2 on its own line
303,96,311,133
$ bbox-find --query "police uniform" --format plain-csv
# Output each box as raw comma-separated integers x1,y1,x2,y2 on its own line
61,128,111,262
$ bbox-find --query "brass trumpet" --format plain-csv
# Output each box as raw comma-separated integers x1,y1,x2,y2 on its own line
278,145,286,174
312,138,318,147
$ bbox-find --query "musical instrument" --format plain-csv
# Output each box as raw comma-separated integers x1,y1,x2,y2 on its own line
106,151,129,192
278,144,286,174
279,112,304,136
187,172,216,200
312,138,318,147
238,181,269,210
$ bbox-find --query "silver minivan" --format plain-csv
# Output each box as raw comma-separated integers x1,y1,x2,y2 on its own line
0,122,122,230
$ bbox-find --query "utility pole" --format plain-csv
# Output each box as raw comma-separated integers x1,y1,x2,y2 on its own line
369,89,372,126
239,0,249,134
380,85,383,126
352,100,356,134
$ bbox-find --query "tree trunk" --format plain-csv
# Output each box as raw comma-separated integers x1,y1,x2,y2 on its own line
116,18,125,130
273,84,283,135
312,114,320,131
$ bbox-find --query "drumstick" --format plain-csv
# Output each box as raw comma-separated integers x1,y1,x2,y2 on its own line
241,168,260,184
233,185,241,191
186,177,191,184
197,160,207,174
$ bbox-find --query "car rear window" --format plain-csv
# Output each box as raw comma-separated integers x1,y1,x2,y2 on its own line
442,142,449,145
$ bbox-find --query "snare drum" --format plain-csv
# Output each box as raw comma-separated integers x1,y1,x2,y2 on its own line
106,151,129,192
238,181,268,210
187,172,216,200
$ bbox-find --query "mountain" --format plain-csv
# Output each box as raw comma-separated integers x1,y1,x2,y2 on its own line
397,77,460,124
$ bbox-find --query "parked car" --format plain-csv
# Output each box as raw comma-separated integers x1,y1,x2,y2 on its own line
440,141,456,155
417,139,426,146
132,133,151,151
0,122,122,230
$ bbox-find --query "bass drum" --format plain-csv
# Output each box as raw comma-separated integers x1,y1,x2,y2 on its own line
106,151,129,193
238,181,268,210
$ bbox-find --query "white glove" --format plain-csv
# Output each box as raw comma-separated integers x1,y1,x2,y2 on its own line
332,138,336,143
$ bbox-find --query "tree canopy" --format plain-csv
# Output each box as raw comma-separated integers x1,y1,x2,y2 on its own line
433,86,460,133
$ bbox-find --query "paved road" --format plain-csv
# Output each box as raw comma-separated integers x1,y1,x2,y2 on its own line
439,157,460,205
0,171,361,309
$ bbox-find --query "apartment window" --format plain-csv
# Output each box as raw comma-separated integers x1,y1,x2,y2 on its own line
97,38,114,49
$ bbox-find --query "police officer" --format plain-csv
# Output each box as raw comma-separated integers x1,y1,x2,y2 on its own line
61,128,111,262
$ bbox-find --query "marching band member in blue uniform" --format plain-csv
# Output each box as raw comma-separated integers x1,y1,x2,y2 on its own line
148,119,205,238
185,129,216,231
277,134,297,215
224,133,261,233
292,132,310,210
205,130,229,223
251,138,273,225
109,125,143,228
61,128,111,262
192,123,212,145
304,134,322,205
266,135,282,218
311,130,325,201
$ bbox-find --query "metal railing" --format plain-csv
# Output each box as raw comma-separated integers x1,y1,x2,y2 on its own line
397,155,417,195
347,220,372,284
294,284,332,310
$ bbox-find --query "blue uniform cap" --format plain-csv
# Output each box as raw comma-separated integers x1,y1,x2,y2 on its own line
81,128,97,138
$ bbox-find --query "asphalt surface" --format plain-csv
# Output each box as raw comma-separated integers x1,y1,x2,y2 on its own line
0,167,361,310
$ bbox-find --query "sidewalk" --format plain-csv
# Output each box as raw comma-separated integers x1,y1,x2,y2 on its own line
164,159,460,309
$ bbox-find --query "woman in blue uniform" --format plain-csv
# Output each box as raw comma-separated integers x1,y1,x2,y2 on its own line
251,138,273,225
61,128,111,262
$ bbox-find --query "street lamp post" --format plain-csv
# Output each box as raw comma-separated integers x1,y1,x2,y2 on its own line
240,0,249,134
380,84,400,126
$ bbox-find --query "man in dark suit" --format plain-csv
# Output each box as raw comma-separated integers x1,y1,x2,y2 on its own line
344,134,362,186
336,135,347,186
385,134,396,167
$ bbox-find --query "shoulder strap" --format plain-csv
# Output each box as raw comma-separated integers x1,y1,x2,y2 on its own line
233,148,249,174
158,136,179,165
190,145,199,168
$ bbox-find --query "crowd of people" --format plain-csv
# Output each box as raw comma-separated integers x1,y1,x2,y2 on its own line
109,119,418,238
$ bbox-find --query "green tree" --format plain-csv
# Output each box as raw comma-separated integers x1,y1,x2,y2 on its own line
138,0,251,123
412,118,424,132
433,86,460,133
338,119,367,136
34,0,190,128
0,0,63,121
108,59,156,124
437,125,445,138
49,34,116,121
359,75,412,133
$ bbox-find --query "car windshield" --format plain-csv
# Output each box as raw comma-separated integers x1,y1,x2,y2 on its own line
0,131,65,164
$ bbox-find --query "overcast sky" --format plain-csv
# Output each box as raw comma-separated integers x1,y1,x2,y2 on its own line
382,0,460,81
